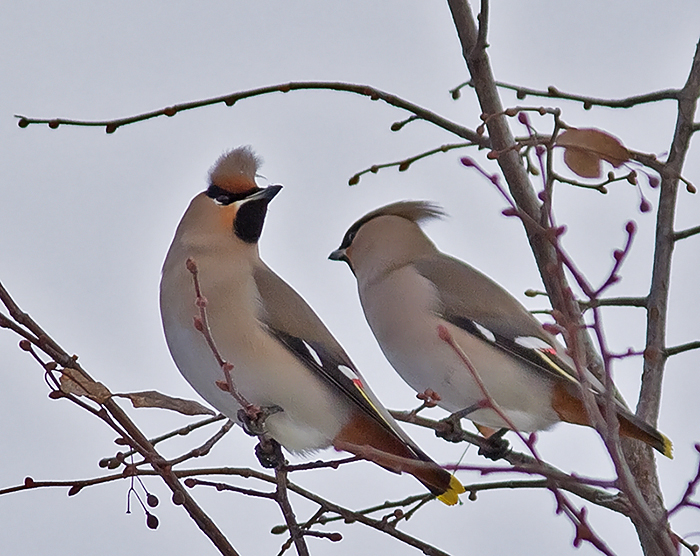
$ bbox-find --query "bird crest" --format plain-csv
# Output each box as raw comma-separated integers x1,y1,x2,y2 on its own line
208,145,261,193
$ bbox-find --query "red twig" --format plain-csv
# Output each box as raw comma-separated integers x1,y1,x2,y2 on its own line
185,258,255,414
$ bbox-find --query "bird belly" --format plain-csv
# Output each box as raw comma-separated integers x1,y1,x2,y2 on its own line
160,256,349,454
360,270,559,432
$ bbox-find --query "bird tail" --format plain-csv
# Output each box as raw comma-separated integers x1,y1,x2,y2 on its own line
617,410,673,459
552,383,673,458
334,415,465,505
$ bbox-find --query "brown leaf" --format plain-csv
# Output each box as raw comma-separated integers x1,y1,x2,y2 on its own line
59,368,112,404
114,391,215,416
557,128,630,178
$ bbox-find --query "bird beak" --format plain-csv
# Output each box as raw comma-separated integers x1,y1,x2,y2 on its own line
328,248,347,262
246,184,283,203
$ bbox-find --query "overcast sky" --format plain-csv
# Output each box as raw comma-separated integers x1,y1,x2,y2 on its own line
2,2,699,555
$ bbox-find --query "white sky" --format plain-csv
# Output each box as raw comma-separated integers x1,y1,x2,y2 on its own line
1,1,699,555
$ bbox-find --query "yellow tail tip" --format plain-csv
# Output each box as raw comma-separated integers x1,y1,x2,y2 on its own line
437,475,466,506
661,434,673,459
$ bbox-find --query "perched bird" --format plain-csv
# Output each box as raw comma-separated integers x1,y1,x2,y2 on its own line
160,148,465,503
329,200,673,458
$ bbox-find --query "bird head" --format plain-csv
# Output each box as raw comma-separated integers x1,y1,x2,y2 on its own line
198,146,282,244
329,201,444,277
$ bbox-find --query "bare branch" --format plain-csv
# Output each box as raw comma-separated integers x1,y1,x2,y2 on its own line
348,142,476,185
664,341,700,358
15,81,488,147
639,37,700,423
674,224,700,241
186,471,454,556
452,80,679,109
0,281,240,556
274,467,309,556
472,0,490,60
581,297,648,310
166,420,235,467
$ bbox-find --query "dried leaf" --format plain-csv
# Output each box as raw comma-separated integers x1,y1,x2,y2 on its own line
59,368,112,403
114,391,215,416
557,128,630,178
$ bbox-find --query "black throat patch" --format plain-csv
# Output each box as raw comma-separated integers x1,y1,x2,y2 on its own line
234,199,269,243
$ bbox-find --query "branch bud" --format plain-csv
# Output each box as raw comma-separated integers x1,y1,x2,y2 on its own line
68,484,83,496
185,257,198,274
146,513,159,530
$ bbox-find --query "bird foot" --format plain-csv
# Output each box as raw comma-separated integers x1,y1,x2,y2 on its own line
477,428,511,461
255,437,285,469
436,413,468,443
237,404,284,437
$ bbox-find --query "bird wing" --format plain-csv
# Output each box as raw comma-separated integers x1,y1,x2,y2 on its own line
412,255,581,386
253,264,431,457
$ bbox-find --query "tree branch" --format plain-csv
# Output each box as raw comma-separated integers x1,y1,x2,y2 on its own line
582,297,648,310
452,80,680,109
621,36,700,556
15,81,489,147
673,224,700,241
664,341,700,358
0,281,240,556
348,142,476,185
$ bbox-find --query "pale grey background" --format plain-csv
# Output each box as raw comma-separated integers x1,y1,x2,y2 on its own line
1,1,699,555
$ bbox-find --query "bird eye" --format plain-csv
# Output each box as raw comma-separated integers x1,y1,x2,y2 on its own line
345,230,356,245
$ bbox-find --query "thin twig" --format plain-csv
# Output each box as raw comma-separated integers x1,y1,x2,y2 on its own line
673,224,700,241
664,341,700,358
167,420,235,466
113,414,228,460
451,80,679,109
0,281,240,556
15,81,488,147
581,297,648,310
348,142,475,185
186,470,454,556
274,467,309,556
185,258,253,412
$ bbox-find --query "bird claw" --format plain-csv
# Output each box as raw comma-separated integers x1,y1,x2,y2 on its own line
237,404,284,437
477,428,511,461
255,437,285,469
436,413,468,443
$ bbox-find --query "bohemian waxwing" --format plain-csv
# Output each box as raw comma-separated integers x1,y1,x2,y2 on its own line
160,148,465,504
329,200,672,458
